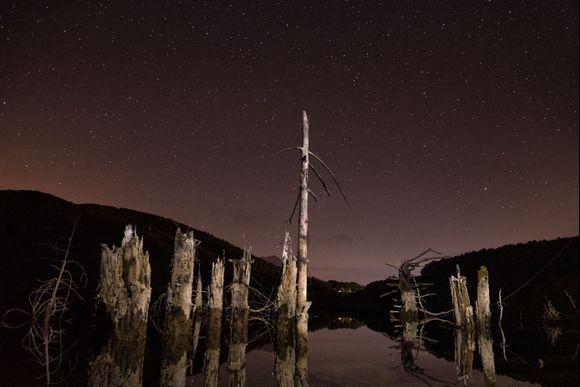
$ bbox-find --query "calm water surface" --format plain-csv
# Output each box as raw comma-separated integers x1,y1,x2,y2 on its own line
190,325,538,386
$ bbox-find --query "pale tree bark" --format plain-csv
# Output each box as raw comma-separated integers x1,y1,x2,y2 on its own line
204,259,225,387
297,110,310,324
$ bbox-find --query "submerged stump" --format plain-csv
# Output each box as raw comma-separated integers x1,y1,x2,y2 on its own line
99,224,151,339
160,229,197,387
449,265,474,332
91,225,151,386
204,259,225,387
227,249,252,387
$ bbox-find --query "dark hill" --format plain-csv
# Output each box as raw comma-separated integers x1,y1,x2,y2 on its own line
0,190,283,311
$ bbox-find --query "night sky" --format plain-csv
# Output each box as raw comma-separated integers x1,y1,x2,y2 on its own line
1,1,578,283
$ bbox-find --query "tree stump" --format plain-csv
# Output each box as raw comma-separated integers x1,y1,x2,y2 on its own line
204,259,225,387
476,266,491,331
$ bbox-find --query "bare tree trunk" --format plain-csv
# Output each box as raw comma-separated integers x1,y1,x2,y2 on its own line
227,250,252,387
295,111,311,387
204,259,225,387
297,111,310,323
476,266,491,331
160,229,196,387
449,266,474,332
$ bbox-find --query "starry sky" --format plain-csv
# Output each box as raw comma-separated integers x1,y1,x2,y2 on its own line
1,1,578,284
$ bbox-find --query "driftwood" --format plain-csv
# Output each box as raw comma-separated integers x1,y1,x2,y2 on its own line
204,259,225,387
227,249,252,387
160,229,197,387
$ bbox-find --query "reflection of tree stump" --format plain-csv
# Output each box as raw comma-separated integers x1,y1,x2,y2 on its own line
88,336,147,387
204,259,224,387
401,319,418,371
478,330,496,387
454,329,474,384
191,277,203,360
275,315,296,387
295,321,309,387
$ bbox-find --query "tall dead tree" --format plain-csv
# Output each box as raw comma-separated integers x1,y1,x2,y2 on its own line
280,111,349,335
296,110,311,334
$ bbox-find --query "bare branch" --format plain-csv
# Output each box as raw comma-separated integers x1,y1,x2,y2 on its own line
309,164,331,197
308,150,351,207
308,189,319,202
286,191,300,225
275,146,302,155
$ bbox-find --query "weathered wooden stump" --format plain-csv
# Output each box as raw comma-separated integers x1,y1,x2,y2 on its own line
476,266,492,331
204,259,225,387
91,225,151,386
227,249,252,387
160,229,197,387
449,265,474,332
99,224,151,339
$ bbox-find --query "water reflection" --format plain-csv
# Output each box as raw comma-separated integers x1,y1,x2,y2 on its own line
88,336,146,387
